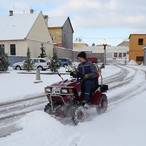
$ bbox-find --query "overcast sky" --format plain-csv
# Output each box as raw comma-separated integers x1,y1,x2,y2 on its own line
0,0,146,46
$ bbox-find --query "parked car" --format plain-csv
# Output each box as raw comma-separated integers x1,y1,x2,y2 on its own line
12,58,50,71
59,58,72,67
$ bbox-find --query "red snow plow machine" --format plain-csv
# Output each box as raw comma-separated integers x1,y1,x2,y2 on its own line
44,72,108,125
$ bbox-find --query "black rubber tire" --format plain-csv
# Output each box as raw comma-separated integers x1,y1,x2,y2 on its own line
15,66,21,70
44,103,52,114
96,94,108,114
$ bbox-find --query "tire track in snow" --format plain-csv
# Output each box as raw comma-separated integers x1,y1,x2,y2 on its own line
0,65,144,138
108,68,146,105
0,95,48,137
103,65,136,89
60,65,145,130
50,65,138,127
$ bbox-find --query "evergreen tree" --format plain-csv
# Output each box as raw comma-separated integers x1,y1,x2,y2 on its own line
0,46,9,71
38,43,47,58
49,53,60,72
92,43,95,46
23,47,34,72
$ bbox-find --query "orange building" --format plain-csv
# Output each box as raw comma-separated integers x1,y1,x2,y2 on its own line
129,34,146,64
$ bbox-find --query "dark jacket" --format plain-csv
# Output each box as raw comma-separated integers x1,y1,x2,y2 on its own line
77,61,98,79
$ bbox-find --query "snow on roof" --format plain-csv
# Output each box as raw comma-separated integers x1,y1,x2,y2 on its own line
0,12,39,41
48,16,68,28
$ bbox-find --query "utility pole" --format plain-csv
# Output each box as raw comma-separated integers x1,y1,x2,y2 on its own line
103,43,107,68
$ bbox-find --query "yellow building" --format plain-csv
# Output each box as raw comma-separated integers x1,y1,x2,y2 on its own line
48,16,74,49
129,34,146,64
73,38,88,49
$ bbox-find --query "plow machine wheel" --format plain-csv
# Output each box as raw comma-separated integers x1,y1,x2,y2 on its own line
44,103,52,114
72,106,86,125
44,102,62,115
96,94,108,114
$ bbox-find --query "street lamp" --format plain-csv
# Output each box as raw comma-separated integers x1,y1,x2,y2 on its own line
103,43,107,68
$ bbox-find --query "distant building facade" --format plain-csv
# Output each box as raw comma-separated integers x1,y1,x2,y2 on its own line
48,17,74,49
0,11,53,59
73,45,129,63
129,34,146,65
73,38,88,49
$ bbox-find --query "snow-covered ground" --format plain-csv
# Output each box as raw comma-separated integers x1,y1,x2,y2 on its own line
0,63,146,146
0,65,120,103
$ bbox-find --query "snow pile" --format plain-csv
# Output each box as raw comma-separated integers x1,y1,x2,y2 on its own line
127,60,138,65
1,90,146,146
0,65,146,146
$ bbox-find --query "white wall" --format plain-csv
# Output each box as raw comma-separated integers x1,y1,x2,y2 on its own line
1,40,27,56
26,12,53,58
74,46,129,60
1,12,53,58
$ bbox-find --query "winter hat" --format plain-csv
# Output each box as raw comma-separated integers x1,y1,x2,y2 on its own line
77,52,87,60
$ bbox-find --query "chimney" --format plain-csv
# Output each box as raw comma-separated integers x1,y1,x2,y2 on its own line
9,10,13,16
43,15,48,26
30,9,34,14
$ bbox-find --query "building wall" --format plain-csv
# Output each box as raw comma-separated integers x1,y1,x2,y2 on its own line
48,27,62,46
0,12,53,59
0,40,28,56
62,19,73,49
54,47,73,59
27,12,53,58
48,18,73,49
73,43,88,49
129,34,146,64
54,46,128,65
144,48,146,65
54,47,104,62
74,46,129,61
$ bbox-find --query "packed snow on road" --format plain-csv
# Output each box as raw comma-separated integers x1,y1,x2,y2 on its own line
0,62,146,146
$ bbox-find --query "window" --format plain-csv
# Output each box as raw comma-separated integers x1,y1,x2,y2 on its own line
123,53,126,57
138,38,143,45
114,53,117,57
119,53,122,57
136,56,143,61
40,59,46,63
33,59,39,63
10,44,16,55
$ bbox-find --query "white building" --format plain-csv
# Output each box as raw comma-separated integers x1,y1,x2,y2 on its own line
0,11,53,58
73,45,129,64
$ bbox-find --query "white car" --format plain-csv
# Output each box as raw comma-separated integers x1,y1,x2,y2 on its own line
12,58,50,71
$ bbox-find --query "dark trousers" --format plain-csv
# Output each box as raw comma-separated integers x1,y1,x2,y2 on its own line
81,78,98,101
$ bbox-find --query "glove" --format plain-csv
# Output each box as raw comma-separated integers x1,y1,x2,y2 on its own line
70,72,74,76
70,72,77,78
83,74,89,79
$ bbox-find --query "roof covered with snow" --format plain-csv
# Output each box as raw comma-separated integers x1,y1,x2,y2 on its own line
0,12,39,41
